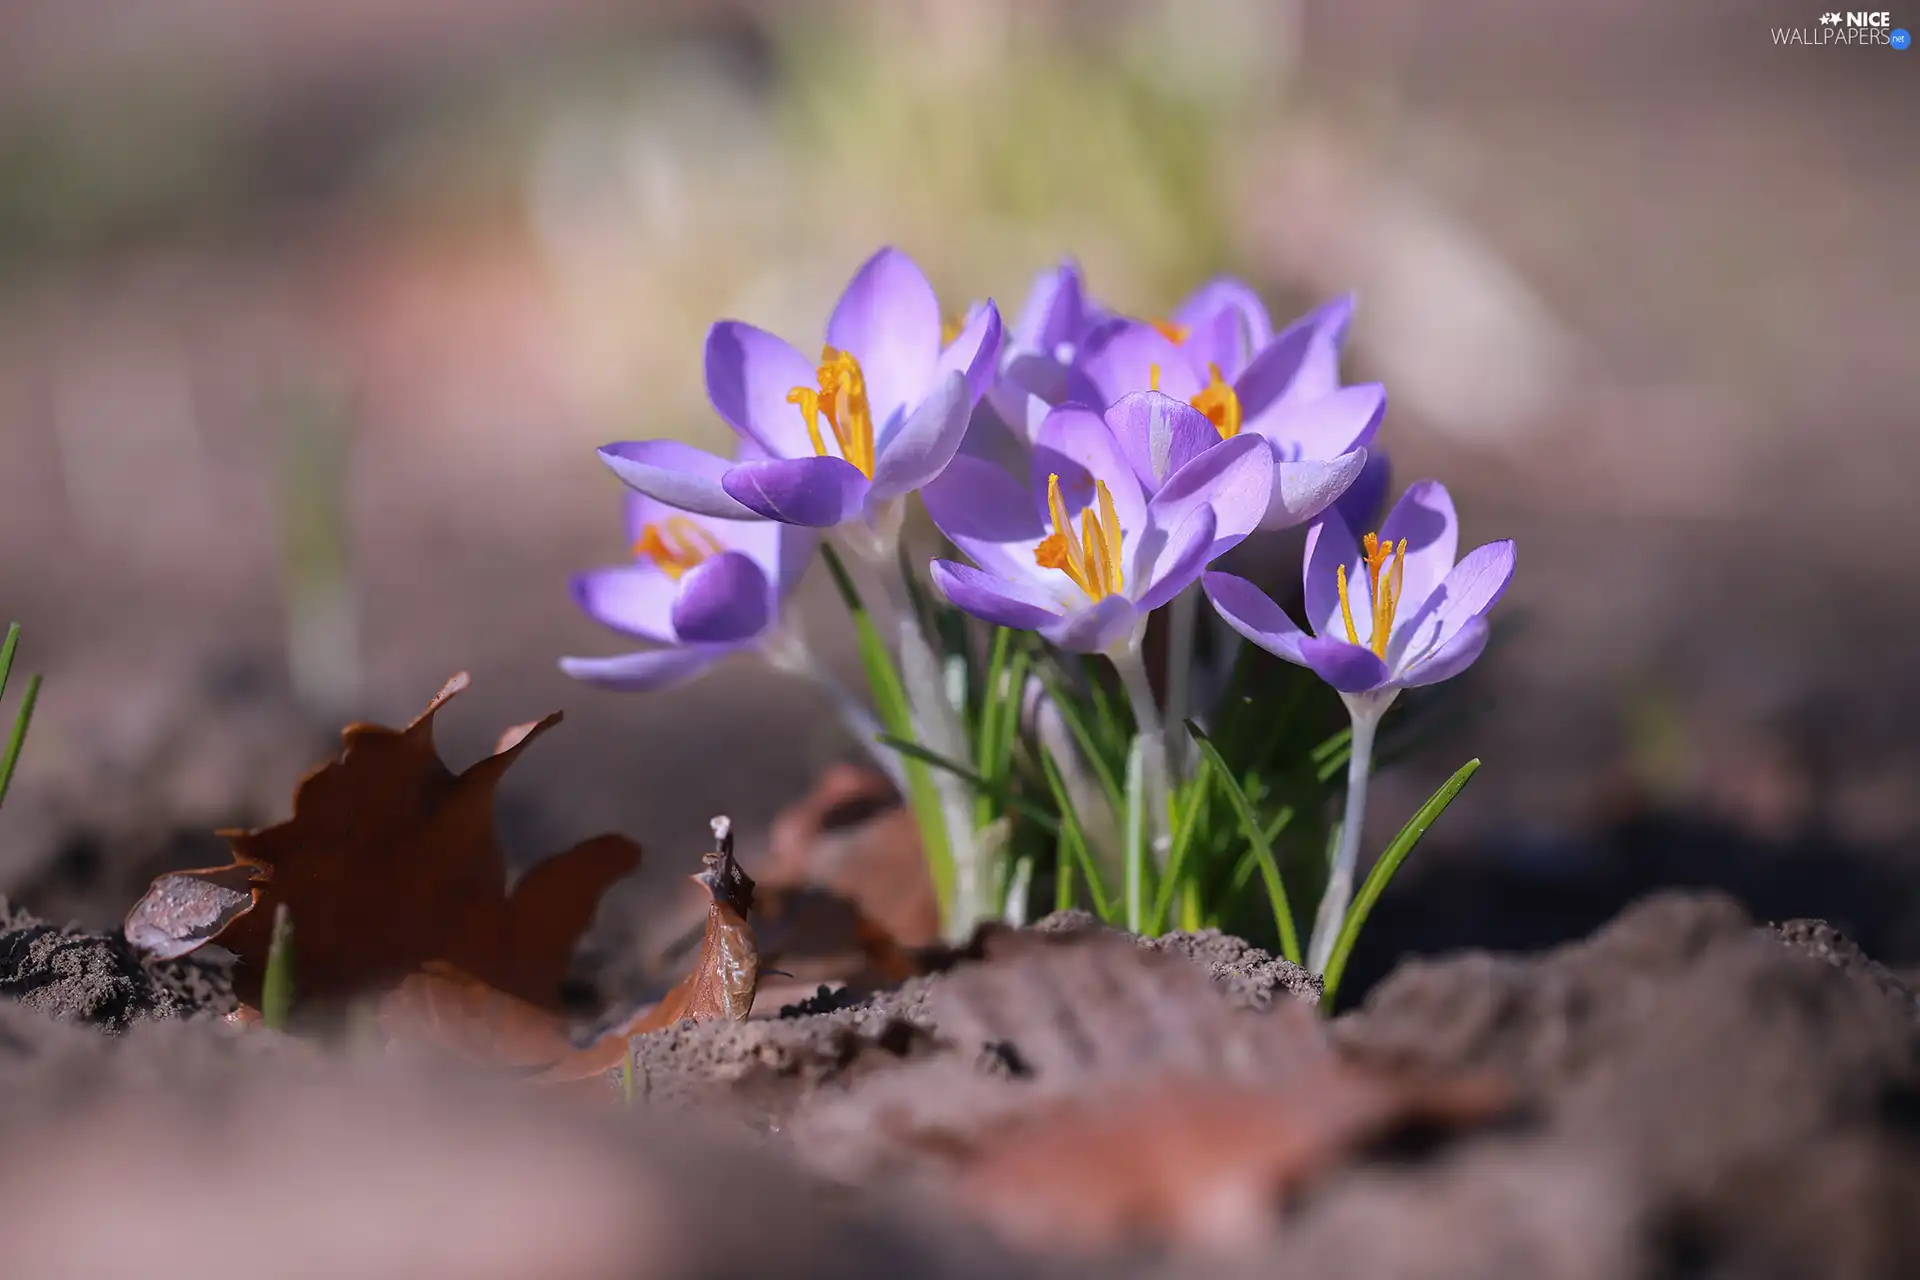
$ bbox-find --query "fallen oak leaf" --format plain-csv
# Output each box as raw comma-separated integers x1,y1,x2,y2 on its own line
378,961,630,1084
124,673,642,1013
954,1068,1510,1255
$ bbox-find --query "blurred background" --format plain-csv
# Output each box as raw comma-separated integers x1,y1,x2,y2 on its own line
1,0,1914,977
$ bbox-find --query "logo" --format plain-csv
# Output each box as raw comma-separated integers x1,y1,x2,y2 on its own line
1773,9,1906,44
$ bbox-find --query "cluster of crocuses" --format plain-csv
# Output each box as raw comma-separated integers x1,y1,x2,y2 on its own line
562,247,1514,966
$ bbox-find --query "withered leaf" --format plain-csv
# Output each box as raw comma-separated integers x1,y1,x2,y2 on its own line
765,764,939,949
955,1068,1509,1255
124,673,641,1012
628,817,759,1034
377,961,630,1085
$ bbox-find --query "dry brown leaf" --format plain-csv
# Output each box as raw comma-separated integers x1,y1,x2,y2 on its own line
764,764,938,949
627,817,759,1034
377,962,629,1084
954,1068,1509,1255
123,672,642,1013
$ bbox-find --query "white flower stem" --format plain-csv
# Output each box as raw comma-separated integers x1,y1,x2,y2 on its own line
1163,586,1198,779
1109,639,1173,869
1307,699,1385,973
758,625,907,792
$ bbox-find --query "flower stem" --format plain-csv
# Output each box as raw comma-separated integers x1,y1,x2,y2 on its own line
1163,586,1197,779
1109,641,1173,871
1307,701,1382,973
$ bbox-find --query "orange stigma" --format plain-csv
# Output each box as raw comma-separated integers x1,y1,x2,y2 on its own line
634,516,726,582
1335,532,1407,658
787,347,877,479
1033,473,1125,601
1151,318,1190,344
1189,362,1241,439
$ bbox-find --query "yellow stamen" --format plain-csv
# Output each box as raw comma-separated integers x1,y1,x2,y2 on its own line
786,346,877,479
1034,472,1125,601
1335,532,1409,657
1149,363,1162,392
1189,362,1242,439
633,516,726,582
941,315,963,346
1152,319,1190,344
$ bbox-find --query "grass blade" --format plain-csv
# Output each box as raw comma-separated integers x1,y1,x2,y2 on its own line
820,542,955,913
1035,667,1124,818
0,623,18,700
1149,766,1212,933
0,623,40,811
260,903,295,1030
1040,747,1111,919
1186,719,1301,966
876,734,1059,833
1320,757,1482,1005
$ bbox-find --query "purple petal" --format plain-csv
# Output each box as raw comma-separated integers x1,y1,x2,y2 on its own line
704,322,817,459
1141,431,1274,563
1232,319,1316,420
668,551,772,645
1107,391,1221,493
1042,594,1140,654
870,371,971,502
1379,480,1460,619
1304,510,1367,641
1202,571,1309,665
826,247,941,430
1396,615,1491,688
1136,504,1217,614
772,525,819,601
923,453,1046,582
1286,294,1357,402
695,516,786,589
1390,539,1515,670
598,441,757,521
1263,450,1368,531
1078,322,1200,406
1173,276,1272,374
931,301,1004,404
1299,636,1391,693
571,566,677,642
1332,448,1391,533
1033,405,1149,552
559,646,732,691
1014,259,1088,353
1246,383,1385,461
721,456,871,527
931,559,1065,632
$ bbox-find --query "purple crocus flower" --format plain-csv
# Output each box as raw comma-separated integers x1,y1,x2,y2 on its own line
1202,480,1514,699
559,489,814,690
1076,294,1382,529
924,396,1273,654
597,247,1003,529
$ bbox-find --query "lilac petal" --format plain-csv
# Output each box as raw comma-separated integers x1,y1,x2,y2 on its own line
559,646,731,691
1299,636,1391,693
668,551,772,645
1333,448,1391,534
1396,615,1491,688
1202,571,1308,665
721,456,871,527
1014,259,1088,353
1304,510,1368,641
994,353,1073,421
704,322,817,459
1033,405,1149,550
826,247,941,430
1078,322,1200,406
923,453,1047,582
1042,594,1140,654
1288,294,1357,402
571,566,677,642
931,301,1004,404
697,516,785,588
1136,504,1218,614
598,441,757,521
1263,449,1368,532
621,491,658,547
1247,383,1386,460
773,525,819,601
1141,432,1273,563
870,371,971,502
1390,538,1516,670
1107,391,1221,493
1379,480,1460,619
931,559,1065,632
1232,319,1317,420
1173,276,1272,368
